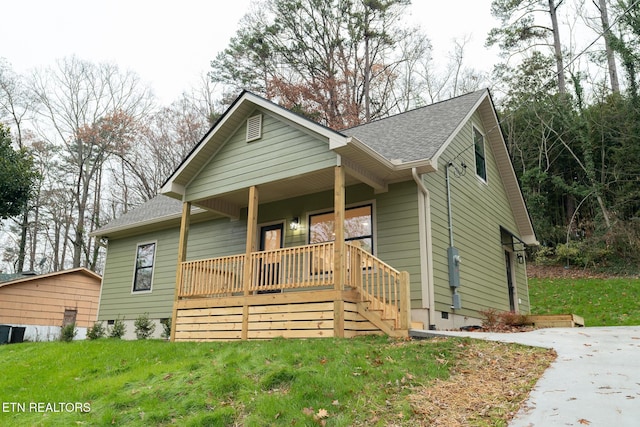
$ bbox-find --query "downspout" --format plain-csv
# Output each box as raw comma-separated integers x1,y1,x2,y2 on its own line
412,168,436,330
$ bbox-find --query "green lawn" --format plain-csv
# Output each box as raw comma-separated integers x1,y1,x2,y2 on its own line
0,336,462,426
528,276,640,326
6,274,627,426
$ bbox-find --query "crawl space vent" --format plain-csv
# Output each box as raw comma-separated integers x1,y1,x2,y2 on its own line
246,114,262,142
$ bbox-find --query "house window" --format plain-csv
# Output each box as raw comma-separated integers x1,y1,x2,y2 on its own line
309,204,373,253
132,242,156,292
474,126,487,181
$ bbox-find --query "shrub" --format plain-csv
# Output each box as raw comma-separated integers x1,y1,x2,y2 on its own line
499,311,529,327
86,321,106,340
109,317,126,339
479,308,530,331
160,318,171,340
60,323,77,342
532,245,556,266
479,308,500,330
134,313,156,340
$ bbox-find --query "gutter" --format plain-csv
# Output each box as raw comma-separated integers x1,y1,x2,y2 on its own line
412,168,436,330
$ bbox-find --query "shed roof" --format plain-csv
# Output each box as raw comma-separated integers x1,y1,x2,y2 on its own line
0,267,101,288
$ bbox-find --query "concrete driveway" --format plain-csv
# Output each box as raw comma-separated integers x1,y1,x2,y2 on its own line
412,326,640,426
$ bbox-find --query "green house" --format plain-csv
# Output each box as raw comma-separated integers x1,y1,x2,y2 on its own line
92,89,537,340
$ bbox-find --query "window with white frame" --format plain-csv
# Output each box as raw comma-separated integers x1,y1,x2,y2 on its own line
309,204,373,253
132,242,156,292
474,126,487,181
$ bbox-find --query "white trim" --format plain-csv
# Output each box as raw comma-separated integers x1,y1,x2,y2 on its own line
412,168,435,328
131,240,157,294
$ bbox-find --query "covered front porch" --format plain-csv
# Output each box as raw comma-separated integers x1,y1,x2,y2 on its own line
172,241,410,340
168,166,412,341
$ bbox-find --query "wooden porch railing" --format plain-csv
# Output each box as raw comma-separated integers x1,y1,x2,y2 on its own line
179,254,245,297
179,242,336,297
248,242,335,292
345,243,408,329
178,241,410,330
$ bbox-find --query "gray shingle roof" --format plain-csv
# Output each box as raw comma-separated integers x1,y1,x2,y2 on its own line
95,90,487,236
343,89,486,163
93,194,183,236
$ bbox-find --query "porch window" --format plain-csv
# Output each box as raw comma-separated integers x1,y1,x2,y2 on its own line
132,242,156,292
309,204,373,253
474,126,487,181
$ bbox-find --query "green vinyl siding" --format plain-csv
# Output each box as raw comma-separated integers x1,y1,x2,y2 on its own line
424,112,530,316
186,111,338,201
98,227,178,320
375,182,422,305
98,217,247,320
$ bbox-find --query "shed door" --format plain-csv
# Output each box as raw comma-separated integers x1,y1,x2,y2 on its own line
63,309,78,326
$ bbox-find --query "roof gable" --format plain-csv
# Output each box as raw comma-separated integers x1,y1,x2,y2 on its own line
184,107,340,203
161,91,347,199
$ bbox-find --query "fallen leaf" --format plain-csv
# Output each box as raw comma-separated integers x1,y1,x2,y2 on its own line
316,408,328,419
332,400,340,406
578,418,591,425
302,407,314,416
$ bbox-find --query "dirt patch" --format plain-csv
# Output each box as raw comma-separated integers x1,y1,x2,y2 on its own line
408,339,556,426
526,264,615,279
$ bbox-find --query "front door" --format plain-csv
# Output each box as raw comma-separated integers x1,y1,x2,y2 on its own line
258,223,284,293
504,250,516,311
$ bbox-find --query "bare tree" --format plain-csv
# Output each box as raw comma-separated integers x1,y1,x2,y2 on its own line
30,56,154,270
0,59,41,272
110,95,209,208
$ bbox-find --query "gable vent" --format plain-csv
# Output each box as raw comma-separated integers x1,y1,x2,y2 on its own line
246,114,262,142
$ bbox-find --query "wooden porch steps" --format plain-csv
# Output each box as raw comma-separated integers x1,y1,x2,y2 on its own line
355,302,405,337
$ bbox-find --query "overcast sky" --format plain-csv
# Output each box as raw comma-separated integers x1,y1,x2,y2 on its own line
1,0,499,104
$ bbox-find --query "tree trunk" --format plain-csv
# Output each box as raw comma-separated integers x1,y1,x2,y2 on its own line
599,0,620,93
549,0,567,94
16,209,28,272
364,33,371,122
